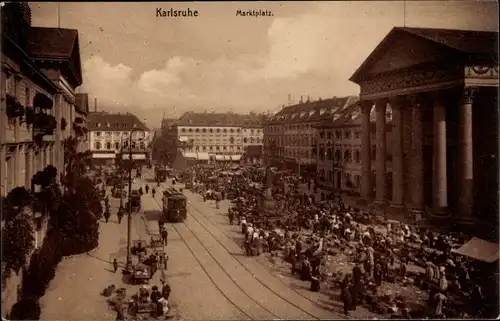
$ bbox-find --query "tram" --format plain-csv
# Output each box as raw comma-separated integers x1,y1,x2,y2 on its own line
162,187,187,222
154,165,168,183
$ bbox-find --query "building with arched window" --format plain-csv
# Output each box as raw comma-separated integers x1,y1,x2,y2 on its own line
315,102,393,199
87,112,151,166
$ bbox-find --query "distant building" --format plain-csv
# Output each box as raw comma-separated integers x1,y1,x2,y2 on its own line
264,96,358,179
86,112,152,165
169,112,266,163
315,103,393,200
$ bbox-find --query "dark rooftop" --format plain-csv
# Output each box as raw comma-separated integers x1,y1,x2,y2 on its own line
177,112,266,127
27,27,78,59
27,27,83,87
87,112,150,132
75,93,89,115
267,96,358,124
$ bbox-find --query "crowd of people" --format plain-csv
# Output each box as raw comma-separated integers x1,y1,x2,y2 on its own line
182,163,498,319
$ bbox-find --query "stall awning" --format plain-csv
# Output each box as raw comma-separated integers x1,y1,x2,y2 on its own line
182,152,197,159
229,155,241,161
451,237,499,263
215,155,225,161
196,152,210,160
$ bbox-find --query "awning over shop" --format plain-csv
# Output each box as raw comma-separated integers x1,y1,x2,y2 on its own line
92,153,115,159
215,155,225,161
196,152,210,160
228,155,241,161
451,237,499,263
182,152,197,159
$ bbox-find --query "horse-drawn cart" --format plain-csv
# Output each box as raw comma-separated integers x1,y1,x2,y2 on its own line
132,240,148,255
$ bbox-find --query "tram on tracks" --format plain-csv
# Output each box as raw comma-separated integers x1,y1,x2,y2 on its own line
162,187,187,222
154,165,168,183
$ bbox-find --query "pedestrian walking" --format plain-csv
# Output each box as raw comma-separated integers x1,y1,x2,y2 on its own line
161,229,168,246
145,184,150,194
104,210,110,223
152,188,156,198
113,258,118,273
117,208,123,224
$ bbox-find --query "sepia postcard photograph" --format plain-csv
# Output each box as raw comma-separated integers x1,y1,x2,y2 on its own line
0,1,498,320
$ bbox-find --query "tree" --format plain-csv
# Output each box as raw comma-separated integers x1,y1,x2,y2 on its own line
9,297,41,320
2,187,33,221
2,214,35,273
51,192,99,255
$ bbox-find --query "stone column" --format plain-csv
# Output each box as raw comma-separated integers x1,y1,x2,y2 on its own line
432,92,448,216
375,99,387,207
360,100,372,201
458,87,476,225
13,145,20,188
410,95,425,218
402,103,412,203
25,146,32,189
54,93,63,184
389,96,404,209
0,146,6,197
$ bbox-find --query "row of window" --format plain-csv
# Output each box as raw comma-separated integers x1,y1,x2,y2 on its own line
94,141,147,150
319,129,361,140
181,127,263,134
188,146,242,152
93,131,147,137
95,122,138,129
266,124,312,133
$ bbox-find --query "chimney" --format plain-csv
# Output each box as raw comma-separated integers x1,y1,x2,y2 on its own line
300,96,304,103
94,97,97,112
306,96,310,102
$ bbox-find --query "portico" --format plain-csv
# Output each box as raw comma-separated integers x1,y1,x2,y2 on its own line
350,27,498,230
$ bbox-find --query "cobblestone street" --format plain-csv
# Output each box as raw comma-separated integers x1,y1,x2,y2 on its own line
40,172,343,320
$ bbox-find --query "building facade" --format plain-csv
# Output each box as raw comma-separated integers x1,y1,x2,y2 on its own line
171,112,266,163
1,3,84,197
1,2,86,316
350,27,498,231
87,112,152,165
74,93,90,153
315,103,393,200
264,96,357,178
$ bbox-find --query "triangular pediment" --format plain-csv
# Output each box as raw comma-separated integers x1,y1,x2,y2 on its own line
350,28,457,82
366,34,451,75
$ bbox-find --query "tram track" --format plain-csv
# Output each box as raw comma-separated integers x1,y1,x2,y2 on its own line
152,179,326,320
149,188,278,320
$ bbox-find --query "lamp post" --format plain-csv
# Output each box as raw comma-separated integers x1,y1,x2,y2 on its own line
122,128,145,271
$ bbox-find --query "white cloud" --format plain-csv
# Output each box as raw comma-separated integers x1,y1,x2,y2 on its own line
79,1,497,129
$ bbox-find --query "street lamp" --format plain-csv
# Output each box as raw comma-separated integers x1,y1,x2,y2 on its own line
122,128,146,271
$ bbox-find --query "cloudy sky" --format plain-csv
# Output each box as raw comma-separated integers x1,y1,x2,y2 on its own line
30,1,498,128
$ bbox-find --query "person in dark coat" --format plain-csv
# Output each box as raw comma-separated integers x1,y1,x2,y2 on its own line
349,282,358,309
301,257,312,281
353,264,362,286
341,283,353,315
161,229,168,246
310,267,321,292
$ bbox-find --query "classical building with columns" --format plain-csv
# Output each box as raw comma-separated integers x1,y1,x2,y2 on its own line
350,27,498,230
